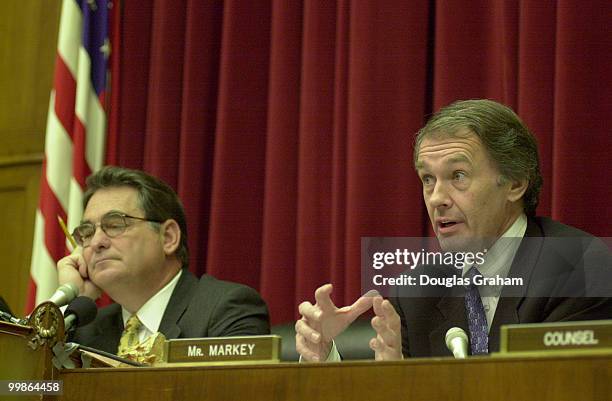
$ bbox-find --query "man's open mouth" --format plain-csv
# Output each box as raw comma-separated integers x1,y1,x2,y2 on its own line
439,221,457,228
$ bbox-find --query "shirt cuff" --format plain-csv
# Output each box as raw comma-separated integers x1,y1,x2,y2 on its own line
325,341,341,362
298,340,341,362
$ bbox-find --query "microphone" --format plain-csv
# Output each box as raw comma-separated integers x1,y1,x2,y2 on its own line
445,327,469,359
63,296,97,332
17,285,83,327
47,283,80,307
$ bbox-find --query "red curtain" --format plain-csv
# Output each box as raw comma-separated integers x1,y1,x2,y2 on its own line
107,0,612,324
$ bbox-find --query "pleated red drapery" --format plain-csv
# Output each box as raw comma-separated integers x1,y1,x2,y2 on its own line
106,0,612,324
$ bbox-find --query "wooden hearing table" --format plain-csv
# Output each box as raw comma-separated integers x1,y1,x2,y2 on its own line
2,320,611,401
57,352,612,401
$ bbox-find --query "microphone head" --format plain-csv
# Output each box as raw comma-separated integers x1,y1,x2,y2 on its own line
64,296,98,328
445,327,468,351
49,283,79,306
445,327,468,345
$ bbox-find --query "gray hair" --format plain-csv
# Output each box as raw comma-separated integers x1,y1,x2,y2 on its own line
414,99,542,216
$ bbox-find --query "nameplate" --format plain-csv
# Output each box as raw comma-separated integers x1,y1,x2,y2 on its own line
499,320,612,354
163,335,280,363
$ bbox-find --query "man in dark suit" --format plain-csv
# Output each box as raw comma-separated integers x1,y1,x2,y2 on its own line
392,216,611,357
58,166,269,355
295,99,611,361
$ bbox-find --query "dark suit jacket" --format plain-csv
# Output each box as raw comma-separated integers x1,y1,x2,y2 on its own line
391,217,612,357
71,270,270,354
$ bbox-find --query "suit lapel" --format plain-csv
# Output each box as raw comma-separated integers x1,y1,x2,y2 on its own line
158,270,198,339
489,218,544,351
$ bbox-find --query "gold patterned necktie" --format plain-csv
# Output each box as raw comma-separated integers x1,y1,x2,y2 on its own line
117,315,142,358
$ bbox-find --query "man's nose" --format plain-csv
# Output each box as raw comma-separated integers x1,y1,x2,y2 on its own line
89,225,111,251
428,181,452,209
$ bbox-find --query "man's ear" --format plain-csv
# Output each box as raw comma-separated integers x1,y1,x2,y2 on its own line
160,219,181,255
506,177,529,202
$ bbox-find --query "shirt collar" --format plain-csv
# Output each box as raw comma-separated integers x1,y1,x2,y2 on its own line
121,269,183,334
462,213,528,278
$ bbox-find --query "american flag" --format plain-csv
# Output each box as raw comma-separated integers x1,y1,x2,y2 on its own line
27,0,110,311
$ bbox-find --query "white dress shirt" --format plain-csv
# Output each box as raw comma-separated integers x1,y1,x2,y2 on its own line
121,269,182,343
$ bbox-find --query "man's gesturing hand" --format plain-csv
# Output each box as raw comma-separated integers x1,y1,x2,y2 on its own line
369,296,403,361
295,284,374,361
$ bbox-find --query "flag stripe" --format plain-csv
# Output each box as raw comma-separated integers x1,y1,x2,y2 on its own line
52,58,77,140
67,178,85,231
45,91,74,212
73,118,92,187
85,89,108,171
57,0,82,77
30,211,59,305
39,163,70,263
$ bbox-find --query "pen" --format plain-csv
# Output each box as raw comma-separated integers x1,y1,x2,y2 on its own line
57,215,78,250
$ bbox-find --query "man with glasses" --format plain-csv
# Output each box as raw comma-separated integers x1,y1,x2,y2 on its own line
57,166,269,357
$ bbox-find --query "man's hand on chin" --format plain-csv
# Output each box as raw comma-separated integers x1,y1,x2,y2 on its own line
57,248,102,301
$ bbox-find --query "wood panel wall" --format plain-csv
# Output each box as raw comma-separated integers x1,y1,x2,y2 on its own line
0,0,62,314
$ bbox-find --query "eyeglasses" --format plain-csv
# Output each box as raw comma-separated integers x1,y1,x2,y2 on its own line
72,212,163,247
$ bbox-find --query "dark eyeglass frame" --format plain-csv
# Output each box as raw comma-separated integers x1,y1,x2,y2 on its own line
72,212,163,247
